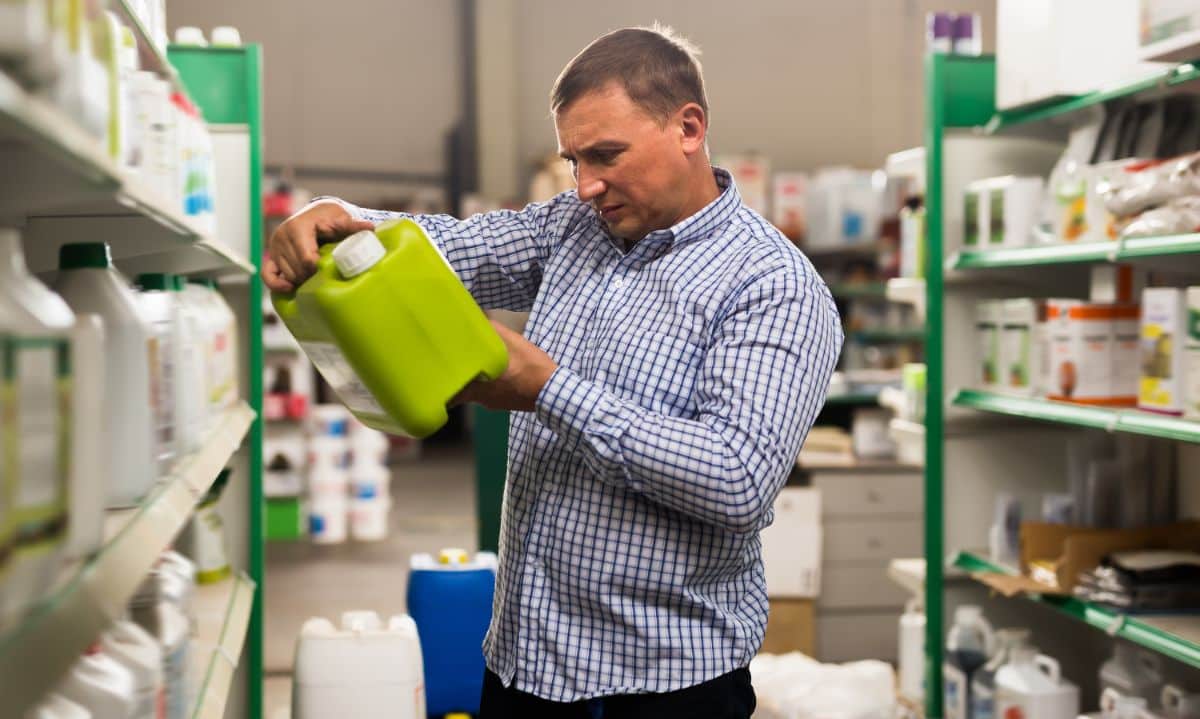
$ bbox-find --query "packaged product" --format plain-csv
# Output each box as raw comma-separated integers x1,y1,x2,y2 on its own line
977,301,1002,390
1139,288,1187,415
1047,301,1130,405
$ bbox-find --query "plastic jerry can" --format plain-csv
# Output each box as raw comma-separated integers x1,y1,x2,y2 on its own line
100,620,164,719
292,610,426,719
25,692,93,719
54,242,157,508
57,645,137,719
407,549,497,717
272,219,508,437
995,647,1080,719
1101,642,1165,706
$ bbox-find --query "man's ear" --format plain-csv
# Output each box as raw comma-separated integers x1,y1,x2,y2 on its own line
677,103,707,156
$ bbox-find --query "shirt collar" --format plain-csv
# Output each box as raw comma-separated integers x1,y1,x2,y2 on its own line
600,168,742,254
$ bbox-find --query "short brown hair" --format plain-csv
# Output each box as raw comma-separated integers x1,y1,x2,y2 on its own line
550,24,708,124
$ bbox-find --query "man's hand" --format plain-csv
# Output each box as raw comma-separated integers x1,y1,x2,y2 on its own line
455,321,558,412
263,200,376,292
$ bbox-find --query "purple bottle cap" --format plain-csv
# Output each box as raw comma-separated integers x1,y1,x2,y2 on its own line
927,12,953,39
952,13,974,39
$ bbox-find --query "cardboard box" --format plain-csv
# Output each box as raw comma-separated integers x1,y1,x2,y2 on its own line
760,488,821,597
1113,304,1142,401
977,301,1002,390
1140,287,1187,415
971,521,1200,597
1001,299,1039,396
963,176,1044,248
761,598,816,656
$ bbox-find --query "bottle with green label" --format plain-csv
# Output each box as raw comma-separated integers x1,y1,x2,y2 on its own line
272,219,508,438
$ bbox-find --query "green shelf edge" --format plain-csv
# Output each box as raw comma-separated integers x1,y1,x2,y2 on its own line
987,61,1200,132
851,328,926,343
950,234,1200,270
952,551,1200,669
824,391,882,406
951,389,1200,442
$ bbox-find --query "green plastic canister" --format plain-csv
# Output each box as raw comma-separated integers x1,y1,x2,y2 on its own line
272,219,508,437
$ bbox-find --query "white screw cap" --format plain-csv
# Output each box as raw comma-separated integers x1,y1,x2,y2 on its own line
211,26,242,47
333,230,386,279
174,26,208,46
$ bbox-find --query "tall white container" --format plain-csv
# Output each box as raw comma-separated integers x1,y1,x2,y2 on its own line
57,646,138,719
54,242,157,507
292,611,425,719
995,647,1080,719
101,620,164,719
898,598,926,703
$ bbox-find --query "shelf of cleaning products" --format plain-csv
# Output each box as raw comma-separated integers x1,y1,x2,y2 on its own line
190,572,256,719
986,61,1200,132
0,70,253,277
947,234,1200,271
952,389,1200,443
829,282,887,300
112,0,186,94
0,402,254,716
953,550,1200,669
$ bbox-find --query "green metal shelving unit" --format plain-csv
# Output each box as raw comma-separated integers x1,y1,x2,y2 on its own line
170,44,266,719
924,51,1200,719
952,551,1200,669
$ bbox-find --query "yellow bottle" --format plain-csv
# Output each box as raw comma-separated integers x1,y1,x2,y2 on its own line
272,219,508,437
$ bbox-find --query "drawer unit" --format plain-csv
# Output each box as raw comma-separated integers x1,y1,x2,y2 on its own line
812,471,923,518
823,518,922,563
817,611,900,664
817,563,911,610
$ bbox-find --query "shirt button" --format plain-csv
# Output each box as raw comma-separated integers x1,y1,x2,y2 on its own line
613,277,625,290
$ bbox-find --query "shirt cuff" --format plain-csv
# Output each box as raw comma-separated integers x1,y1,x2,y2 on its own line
535,366,614,444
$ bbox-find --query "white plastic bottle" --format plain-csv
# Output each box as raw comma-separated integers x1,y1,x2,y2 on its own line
130,568,191,719
57,645,137,719
55,242,157,507
24,692,92,719
101,620,164,719
943,605,994,719
0,229,76,625
185,279,238,415
0,231,107,565
292,611,425,719
166,275,206,450
179,279,217,431
132,273,179,466
995,647,1080,719
898,598,925,702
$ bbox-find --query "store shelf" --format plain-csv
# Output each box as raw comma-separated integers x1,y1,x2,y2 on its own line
948,234,1200,271
0,69,254,277
851,328,926,344
111,0,187,95
985,61,1200,132
0,402,255,716
886,277,926,321
191,572,257,719
952,389,1200,442
829,282,887,300
953,551,1200,669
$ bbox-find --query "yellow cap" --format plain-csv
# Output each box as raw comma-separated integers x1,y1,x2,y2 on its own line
446,714,472,719
438,548,469,565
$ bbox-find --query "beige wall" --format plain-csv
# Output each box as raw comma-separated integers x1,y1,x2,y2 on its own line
172,0,995,205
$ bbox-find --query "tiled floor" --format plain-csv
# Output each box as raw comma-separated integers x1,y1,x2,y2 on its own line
263,444,478,718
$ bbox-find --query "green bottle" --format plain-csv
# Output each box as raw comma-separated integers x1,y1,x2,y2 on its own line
272,219,508,438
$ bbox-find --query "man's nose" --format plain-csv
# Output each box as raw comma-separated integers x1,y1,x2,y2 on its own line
576,173,605,203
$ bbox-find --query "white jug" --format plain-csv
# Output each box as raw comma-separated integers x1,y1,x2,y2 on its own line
995,647,1079,719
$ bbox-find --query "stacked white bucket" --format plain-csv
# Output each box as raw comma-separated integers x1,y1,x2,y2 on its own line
307,405,392,544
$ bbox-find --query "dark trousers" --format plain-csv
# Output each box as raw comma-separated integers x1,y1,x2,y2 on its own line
479,667,756,719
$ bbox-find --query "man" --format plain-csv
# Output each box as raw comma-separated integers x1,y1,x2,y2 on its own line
265,24,842,719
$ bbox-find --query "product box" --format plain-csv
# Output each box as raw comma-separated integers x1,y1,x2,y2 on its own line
761,598,815,656
963,176,1044,249
760,487,821,598
1113,304,1142,402
1186,287,1200,419
977,301,1003,390
718,154,770,216
1047,301,1129,405
1139,287,1187,415
969,521,1200,596
1000,299,1038,396
772,172,808,242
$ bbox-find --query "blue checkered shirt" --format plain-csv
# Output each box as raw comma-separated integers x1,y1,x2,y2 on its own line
325,168,842,701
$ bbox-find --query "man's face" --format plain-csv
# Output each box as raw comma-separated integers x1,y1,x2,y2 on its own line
555,83,692,243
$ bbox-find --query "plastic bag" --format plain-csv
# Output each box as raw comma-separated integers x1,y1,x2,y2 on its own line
1119,196,1200,239
751,652,896,719
1099,153,1200,218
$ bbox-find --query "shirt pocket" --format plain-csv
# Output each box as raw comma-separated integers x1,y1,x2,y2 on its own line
604,329,704,417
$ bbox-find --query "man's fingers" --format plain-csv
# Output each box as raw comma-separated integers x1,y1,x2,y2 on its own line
261,255,295,293
273,252,301,286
